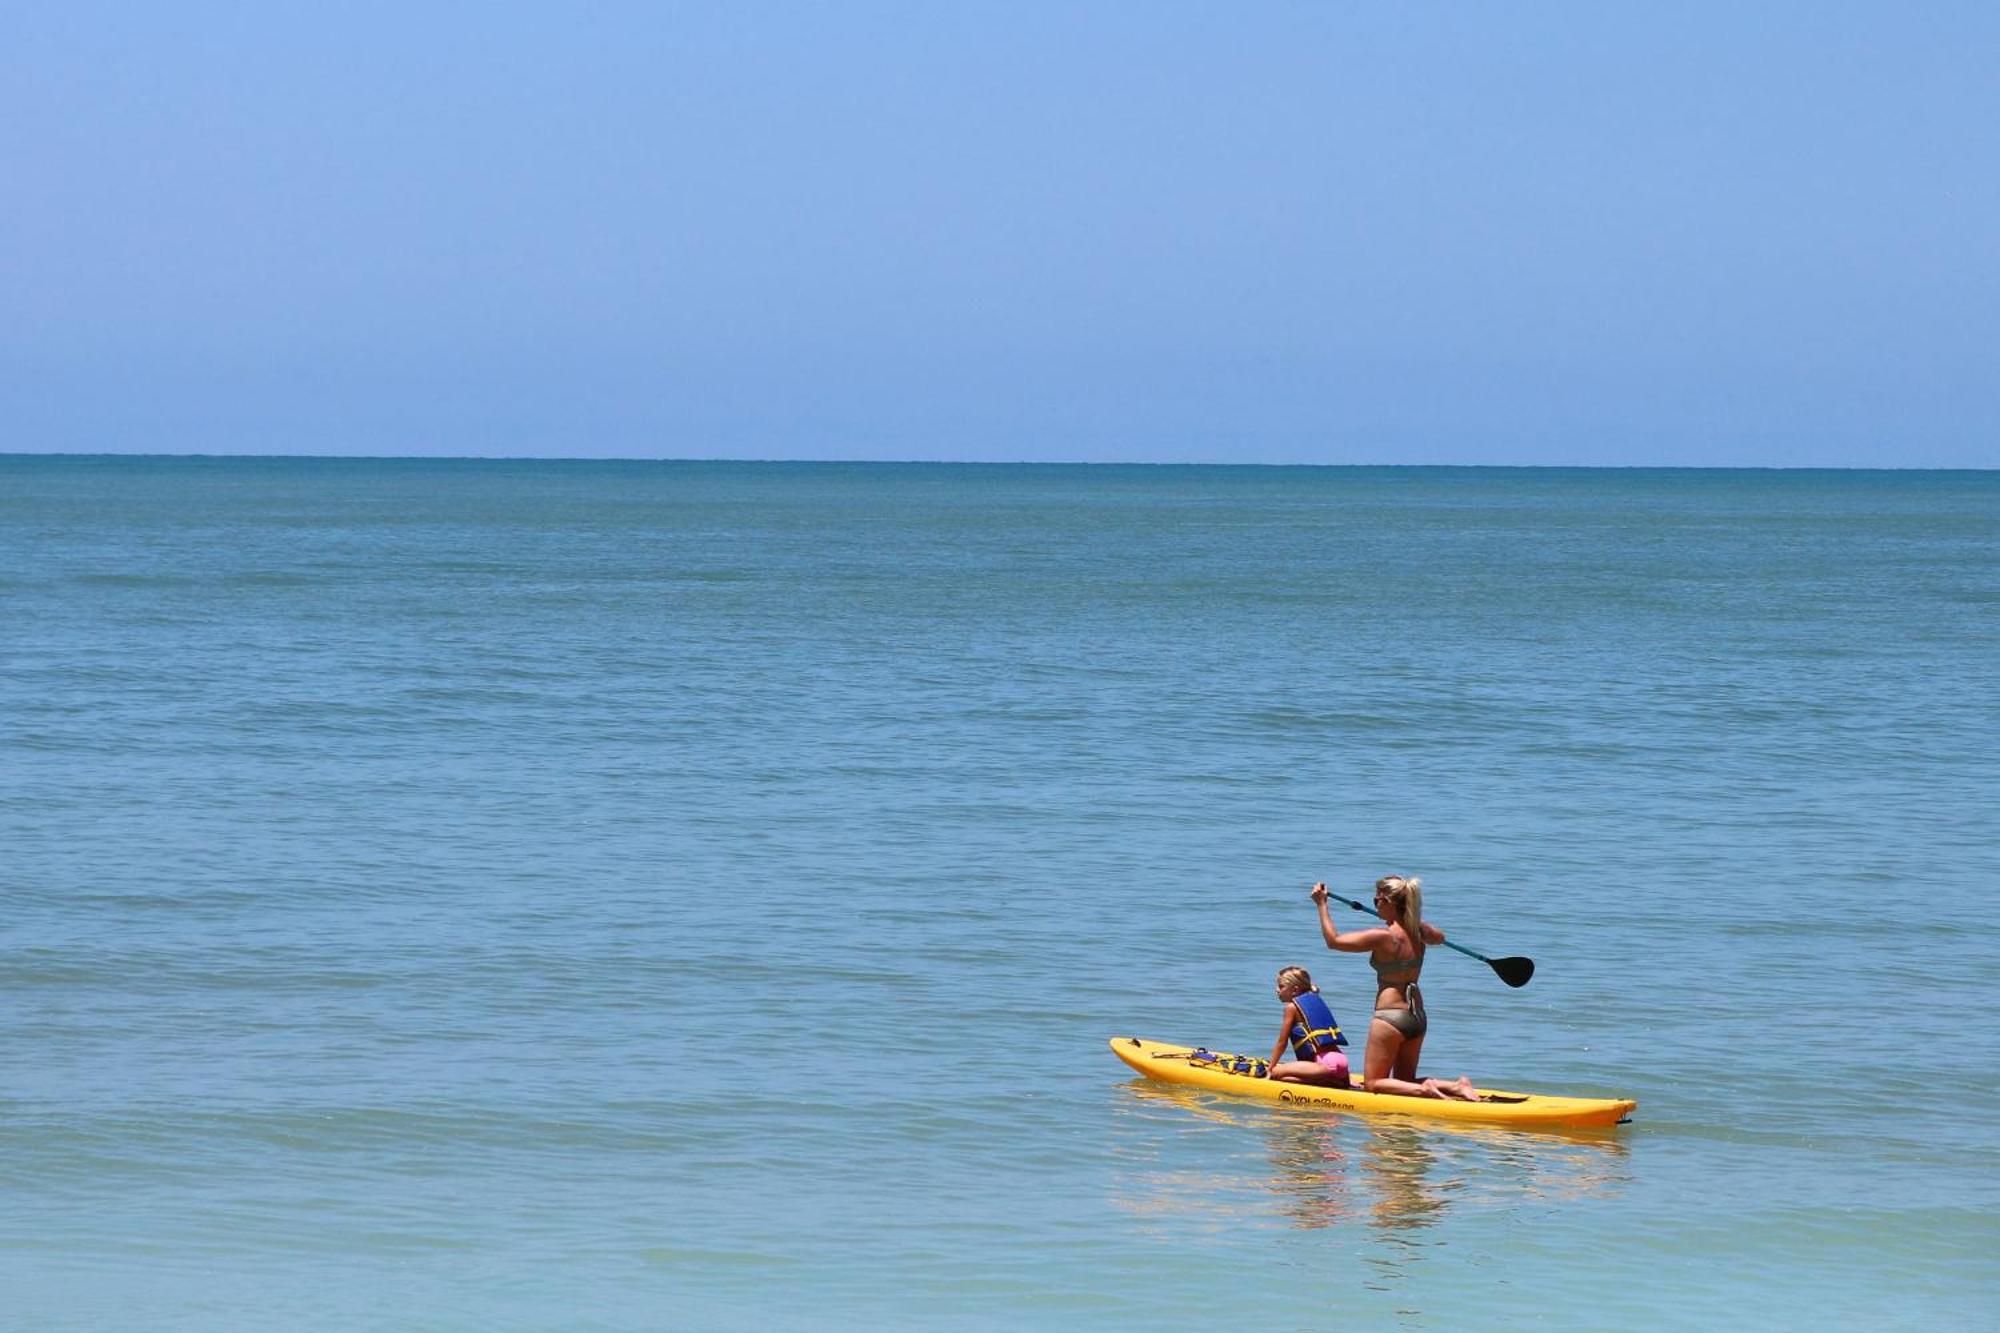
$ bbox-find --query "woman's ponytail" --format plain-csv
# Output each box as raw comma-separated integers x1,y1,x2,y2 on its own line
1375,874,1425,950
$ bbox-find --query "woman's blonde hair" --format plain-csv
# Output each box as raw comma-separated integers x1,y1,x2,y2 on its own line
1375,875,1425,948
1276,965,1315,994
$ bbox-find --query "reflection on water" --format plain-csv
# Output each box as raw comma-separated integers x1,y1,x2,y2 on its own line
1252,1112,1354,1231
1111,1080,1632,1266
1252,1115,1452,1237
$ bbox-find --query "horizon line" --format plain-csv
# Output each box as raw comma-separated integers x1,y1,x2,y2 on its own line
1,451,1993,474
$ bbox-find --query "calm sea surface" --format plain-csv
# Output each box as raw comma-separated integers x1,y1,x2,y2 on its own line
2,458,1996,1329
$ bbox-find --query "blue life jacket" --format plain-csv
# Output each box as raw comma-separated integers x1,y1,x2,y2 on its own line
1289,989,1346,1058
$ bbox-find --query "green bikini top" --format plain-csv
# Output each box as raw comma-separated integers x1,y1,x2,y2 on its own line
1371,949,1423,986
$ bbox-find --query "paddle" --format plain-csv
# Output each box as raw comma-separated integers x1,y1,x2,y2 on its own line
1320,890,1535,988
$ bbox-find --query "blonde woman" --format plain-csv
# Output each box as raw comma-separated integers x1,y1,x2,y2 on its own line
1311,877,1478,1101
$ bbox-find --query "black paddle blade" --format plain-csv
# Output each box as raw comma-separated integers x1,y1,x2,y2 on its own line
1489,956,1535,988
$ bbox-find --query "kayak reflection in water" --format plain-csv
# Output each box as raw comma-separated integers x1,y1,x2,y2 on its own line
1312,876,1480,1102
1264,966,1354,1087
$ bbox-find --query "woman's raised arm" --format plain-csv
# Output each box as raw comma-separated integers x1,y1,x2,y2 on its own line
1312,883,1387,952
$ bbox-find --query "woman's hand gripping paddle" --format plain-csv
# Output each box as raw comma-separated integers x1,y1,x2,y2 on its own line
1324,890,1536,988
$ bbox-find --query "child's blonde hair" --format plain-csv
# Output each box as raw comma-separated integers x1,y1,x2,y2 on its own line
1276,965,1315,993
1375,875,1424,946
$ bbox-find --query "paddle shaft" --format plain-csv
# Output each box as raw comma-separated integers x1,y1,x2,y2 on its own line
1327,890,1487,963
1322,890,1535,987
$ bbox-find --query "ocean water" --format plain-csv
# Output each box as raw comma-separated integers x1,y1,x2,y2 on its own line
2,457,1996,1330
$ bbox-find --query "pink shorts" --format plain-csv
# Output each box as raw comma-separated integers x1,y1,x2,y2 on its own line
1314,1050,1351,1078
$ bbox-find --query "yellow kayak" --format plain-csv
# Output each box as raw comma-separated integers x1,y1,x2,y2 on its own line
1110,1037,1636,1131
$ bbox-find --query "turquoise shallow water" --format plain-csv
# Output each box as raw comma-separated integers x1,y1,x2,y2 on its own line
3,457,1997,1328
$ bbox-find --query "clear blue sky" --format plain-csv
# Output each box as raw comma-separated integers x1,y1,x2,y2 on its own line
4,2,1994,465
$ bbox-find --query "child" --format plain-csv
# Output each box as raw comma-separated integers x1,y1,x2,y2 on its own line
1267,966,1353,1086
